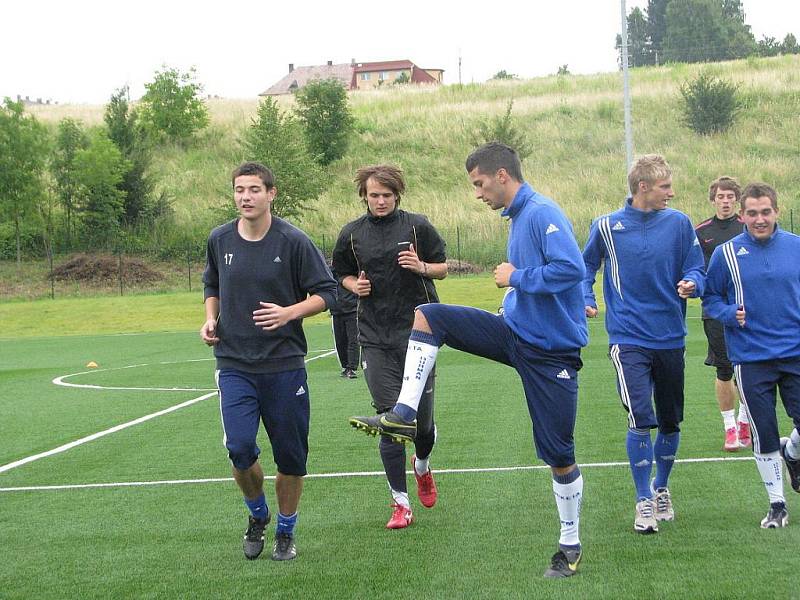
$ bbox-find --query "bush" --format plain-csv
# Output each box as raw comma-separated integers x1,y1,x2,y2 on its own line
468,99,533,161
679,72,742,135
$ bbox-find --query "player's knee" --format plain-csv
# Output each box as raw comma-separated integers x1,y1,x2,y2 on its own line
273,450,307,477
658,423,681,435
226,439,259,471
716,365,734,381
413,305,434,333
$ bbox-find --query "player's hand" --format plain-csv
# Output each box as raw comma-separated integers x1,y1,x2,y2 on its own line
398,243,425,275
677,279,696,299
200,318,219,346
253,302,293,331
494,262,516,288
354,271,371,297
585,306,598,318
736,305,746,328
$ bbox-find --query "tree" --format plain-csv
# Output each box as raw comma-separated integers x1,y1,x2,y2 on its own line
664,0,754,63
616,7,654,67
294,79,354,166
394,71,410,85
0,98,49,264
647,0,669,64
242,98,324,219
469,99,533,162
73,131,128,248
757,35,781,57
52,118,89,248
104,85,162,227
491,70,516,80
782,33,800,54
679,72,742,135
138,66,209,142
557,64,571,76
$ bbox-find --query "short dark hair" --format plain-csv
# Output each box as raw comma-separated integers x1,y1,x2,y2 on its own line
354,164,406,202
232,162,275,189
741,182,778,210
708,176,741,202
465,142,523,182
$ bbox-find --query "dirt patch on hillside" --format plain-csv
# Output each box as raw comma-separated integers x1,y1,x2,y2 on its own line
49,254,165,284
446,259,483,274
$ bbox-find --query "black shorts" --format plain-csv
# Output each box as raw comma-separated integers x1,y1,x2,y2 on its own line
703,319,733,381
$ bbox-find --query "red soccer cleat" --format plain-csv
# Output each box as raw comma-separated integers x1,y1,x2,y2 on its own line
738,422,752,448
723,427,739,452
386,503,414,529
412,454,438,508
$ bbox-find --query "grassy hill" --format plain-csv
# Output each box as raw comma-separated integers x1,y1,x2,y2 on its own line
28,54,800,253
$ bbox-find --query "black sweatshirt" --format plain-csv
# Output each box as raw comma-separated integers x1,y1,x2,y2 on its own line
203,218,337,373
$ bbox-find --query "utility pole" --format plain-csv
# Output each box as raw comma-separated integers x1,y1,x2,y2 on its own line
620,0,634,175
458,49,462,87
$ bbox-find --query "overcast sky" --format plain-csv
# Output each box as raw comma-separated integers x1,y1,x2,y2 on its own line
2,0,797,105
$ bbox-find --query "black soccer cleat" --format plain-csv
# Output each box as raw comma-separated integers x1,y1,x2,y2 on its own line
760,503,789,529
543,545,582,578
780,437,800,493
243,514,270,560
349,409,416,443
271,532,297,561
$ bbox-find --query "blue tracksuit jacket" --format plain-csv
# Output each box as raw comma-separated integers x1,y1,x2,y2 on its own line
583,198,705,349
702,226,800,364
502,182,588,351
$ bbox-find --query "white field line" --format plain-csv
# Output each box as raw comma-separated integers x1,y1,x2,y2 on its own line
0,455,755,493
0,350,337,475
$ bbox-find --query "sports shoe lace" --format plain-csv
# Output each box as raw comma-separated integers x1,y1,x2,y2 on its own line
550,551,569,570
274,532,293,553
655,490,671,513
639,500,654,518
246,518,266,541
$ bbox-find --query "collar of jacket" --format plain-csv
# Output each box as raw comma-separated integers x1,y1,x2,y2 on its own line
366,207,401,224
501,182,533,219
744,224,780,244
623,196,663,221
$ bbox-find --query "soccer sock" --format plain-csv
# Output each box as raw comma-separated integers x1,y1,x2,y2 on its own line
787,429,800,460
754,451,785,505
552,468,582,547
737,405,750,425
721,409,736,430
414,455,430,476
244,493,269,521
390,488,411,509
276,511,298,535
653,431,680,490
626,428,653,500
394,330,439,420
379,435,408,494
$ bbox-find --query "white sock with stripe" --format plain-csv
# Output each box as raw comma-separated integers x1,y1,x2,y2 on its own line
754,451,785,505
552,469,582,547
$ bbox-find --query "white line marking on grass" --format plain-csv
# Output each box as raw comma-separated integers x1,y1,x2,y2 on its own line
0,392,218,475
0,454,755,492
1,350,338,476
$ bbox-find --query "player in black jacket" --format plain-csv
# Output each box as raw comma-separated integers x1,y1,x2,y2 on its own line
695,176,749,451
332,164,447,529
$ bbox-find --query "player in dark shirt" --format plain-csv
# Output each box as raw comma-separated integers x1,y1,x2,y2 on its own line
695,176,749,451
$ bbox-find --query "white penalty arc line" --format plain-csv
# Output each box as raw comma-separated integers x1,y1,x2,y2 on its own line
0,455,756,492
0,350,338,475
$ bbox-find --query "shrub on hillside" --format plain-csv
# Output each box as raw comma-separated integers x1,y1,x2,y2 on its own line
679,72,742,135
468,99,533,161
294,79,354,166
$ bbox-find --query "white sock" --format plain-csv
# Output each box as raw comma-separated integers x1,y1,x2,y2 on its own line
737,405,750,425
552,473,583,547
414,456,430,476
396,340,439,412
754,451,785,505
787,429,800,460
721,409,736,430
390,488,410,509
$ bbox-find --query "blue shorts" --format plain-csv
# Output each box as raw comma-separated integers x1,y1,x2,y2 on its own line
608,344,684,433
735,358,800,454
419,304,582,468
216,368,310,476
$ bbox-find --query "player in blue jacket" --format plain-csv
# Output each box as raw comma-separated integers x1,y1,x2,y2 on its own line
348,143,589,578
703,182,800,529
583,154,705,534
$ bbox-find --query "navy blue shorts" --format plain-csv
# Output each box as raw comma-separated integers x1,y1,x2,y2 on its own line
419,304,582,468
735,359,800,454
608,344,684,433
216,368,310,476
